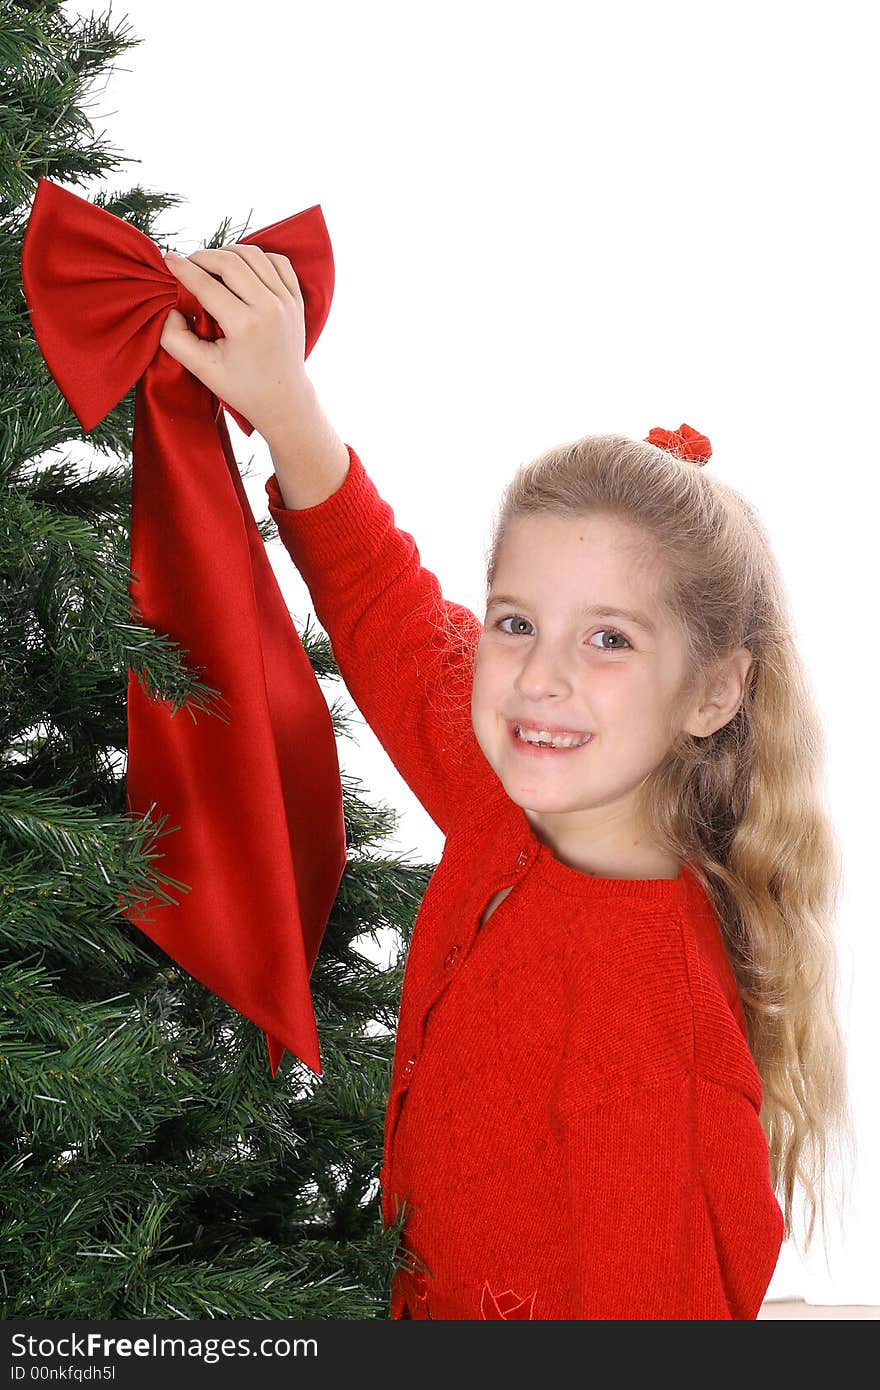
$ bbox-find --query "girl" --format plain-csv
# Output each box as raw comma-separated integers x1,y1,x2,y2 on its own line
160,242,853,1320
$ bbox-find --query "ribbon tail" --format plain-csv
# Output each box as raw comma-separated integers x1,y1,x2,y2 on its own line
266,1029,286,1079
119,346,347,1076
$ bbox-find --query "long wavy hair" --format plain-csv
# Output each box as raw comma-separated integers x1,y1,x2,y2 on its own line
483,432,854,1256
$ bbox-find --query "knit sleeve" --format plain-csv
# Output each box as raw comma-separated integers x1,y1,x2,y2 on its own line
560,1070,785,1320
264,443,491,836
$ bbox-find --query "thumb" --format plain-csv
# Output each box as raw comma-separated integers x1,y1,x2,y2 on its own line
159,306,217,384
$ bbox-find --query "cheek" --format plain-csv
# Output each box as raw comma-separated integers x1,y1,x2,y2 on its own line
585,670,671,736
470,660,493,712
472,641,496,685
470,649,505,720
470,666,499,758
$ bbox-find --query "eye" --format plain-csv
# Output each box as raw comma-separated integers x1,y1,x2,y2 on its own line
493,615,632,650
494,614,533,636
588,628,632,652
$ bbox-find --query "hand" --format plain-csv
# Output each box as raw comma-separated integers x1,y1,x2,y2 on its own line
160,243,312,440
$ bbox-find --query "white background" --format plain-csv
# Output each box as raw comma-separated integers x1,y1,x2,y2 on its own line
66,0,878,1303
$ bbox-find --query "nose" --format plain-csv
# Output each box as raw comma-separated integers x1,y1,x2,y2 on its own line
513,639,574,701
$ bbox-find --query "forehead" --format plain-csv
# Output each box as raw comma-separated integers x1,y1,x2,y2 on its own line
489,513,668,632
494,511,662,585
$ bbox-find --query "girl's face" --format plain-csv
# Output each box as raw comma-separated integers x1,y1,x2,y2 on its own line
470,511,692,866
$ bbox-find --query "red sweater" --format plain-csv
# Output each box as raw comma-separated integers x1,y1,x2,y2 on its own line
265,443,785,1321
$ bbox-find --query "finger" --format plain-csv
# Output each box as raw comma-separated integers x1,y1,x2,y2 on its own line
159,305,221,385
223,242,286,293
226,243,304,306
164,247,263,337
263,250,305,306
192,245,284,311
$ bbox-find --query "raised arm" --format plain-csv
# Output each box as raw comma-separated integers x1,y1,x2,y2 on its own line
158,245,493,834
264,396,492,835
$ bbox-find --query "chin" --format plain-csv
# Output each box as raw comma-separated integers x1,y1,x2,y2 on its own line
493,767,571,812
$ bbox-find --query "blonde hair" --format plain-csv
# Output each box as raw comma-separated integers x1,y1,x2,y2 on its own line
484,432,855,1256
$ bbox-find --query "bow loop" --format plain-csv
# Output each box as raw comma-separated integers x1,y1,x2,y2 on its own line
21,180,173,431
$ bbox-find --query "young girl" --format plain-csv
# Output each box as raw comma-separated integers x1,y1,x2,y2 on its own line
160,242,853,1321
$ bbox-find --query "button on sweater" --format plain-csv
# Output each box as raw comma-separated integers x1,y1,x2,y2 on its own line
265,443,785,1320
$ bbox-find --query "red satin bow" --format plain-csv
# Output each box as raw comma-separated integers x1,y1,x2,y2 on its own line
20,177,348,1078
645,421,712,464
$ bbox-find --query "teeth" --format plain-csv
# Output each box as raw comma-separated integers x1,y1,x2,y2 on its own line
515,725,591,749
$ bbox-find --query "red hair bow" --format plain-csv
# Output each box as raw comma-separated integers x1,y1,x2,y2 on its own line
645,421,712,464
20,177,348,1078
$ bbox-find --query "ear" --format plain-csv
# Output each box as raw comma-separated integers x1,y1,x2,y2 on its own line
683,647,754,738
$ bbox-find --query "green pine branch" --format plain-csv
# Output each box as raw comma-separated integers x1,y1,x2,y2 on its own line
0,0,429,1319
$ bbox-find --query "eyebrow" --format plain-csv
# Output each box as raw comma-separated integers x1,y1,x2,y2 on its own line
485,593,657,634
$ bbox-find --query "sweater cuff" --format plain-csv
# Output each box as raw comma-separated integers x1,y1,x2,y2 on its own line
264,443,385,564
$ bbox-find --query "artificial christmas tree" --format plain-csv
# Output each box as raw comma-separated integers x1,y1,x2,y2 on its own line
0,0,419,1318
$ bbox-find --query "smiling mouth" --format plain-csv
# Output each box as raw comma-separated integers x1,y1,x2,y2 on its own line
506,720,594,752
